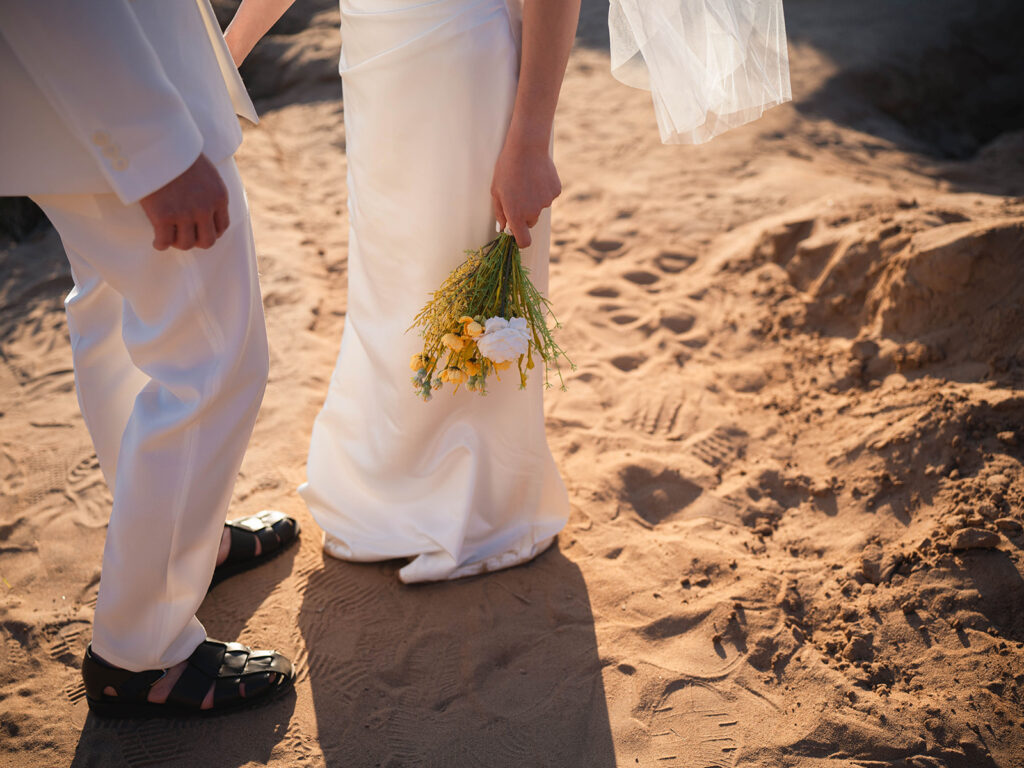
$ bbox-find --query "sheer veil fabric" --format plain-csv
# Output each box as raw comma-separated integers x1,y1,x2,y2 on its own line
609,0,791,144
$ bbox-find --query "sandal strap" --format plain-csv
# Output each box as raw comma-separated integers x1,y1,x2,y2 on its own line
223,511,297,565
166,639,230,708
82,647,165,701
166,639,291,710
226,524,258,561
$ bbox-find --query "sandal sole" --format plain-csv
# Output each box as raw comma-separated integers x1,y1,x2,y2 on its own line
85,675,294,720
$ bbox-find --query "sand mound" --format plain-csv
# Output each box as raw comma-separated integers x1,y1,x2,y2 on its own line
741,198,1024,382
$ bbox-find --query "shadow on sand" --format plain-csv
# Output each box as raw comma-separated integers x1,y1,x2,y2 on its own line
69,689,296,768
297,544,617,767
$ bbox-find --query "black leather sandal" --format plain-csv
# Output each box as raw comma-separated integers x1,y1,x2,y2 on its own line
210,510,300,589
82,639,293,719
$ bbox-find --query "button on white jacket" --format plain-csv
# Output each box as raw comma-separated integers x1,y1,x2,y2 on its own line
0,0,258,203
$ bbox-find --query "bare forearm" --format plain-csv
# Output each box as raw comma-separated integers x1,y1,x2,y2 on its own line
224,0,298,66
506,0,580,150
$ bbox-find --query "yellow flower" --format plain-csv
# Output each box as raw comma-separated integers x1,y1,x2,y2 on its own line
458,315,475,325
464,359,481,376
442,333,464,352
440,366,468,384
464,321,484,338
410,353,430,371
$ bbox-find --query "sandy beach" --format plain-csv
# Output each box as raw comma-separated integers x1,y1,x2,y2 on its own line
2,1,1023,765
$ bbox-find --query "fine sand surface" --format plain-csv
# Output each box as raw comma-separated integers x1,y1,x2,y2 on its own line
3,1,1024,766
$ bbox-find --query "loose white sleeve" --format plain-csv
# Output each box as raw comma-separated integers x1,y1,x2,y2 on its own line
608,0,792,144
0,0,205,203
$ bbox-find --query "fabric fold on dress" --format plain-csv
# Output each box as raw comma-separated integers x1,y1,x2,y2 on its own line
608,0,791,144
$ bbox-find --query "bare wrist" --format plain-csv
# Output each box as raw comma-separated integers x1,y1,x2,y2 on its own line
223,25,251,67
504,123,552,153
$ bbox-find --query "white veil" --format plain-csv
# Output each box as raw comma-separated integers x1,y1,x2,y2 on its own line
609,0,791,144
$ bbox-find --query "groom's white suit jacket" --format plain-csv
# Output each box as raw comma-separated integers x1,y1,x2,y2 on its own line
0,0,258,203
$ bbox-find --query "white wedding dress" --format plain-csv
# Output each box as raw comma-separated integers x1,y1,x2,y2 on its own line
299,0,569,583
299,0,791,582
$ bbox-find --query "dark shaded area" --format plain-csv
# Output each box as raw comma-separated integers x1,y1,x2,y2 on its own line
791,0,1024,159
298,547,617,767
621,465,703,525
0,198,47,247
575,0,610,50
70,690,296,768
0,221,69,348
212,0,341,104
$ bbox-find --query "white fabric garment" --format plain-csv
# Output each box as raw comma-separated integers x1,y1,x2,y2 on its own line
0,0,256,201
609,0,792,144
32,158,268,672
299,0,570,583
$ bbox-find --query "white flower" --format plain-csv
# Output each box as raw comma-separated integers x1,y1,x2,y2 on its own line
476,316,530,363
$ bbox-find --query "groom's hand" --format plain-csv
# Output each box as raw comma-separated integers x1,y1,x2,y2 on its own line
139,154,231,251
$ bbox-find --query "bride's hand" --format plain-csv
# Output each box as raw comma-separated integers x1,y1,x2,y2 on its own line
491,139,561,248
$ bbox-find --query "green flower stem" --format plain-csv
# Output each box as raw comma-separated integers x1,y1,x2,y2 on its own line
409,232,573,399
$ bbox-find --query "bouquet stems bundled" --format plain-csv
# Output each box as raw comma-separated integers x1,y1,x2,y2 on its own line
409,232,573,400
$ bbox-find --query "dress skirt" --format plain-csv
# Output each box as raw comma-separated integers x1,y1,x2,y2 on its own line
298,0,570,583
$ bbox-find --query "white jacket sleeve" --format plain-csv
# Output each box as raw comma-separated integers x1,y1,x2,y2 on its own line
0,0,205,203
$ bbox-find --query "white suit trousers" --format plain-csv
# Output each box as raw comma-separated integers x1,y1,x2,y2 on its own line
32,157,269,672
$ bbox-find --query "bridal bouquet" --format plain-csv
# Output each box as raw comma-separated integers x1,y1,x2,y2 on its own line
409,232,572,400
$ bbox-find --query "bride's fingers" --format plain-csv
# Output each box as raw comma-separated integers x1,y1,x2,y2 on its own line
492,196,507,232
508,216,532,248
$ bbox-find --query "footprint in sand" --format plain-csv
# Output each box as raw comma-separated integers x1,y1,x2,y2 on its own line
623,269,661,287
1,625,32,669
654,251,697,274
611,354,646,372
660,313,696,335
47,622,89,665
647,682,740,767
688,427,748,469
610,313,640,326
5,449,65,511
589,237,625,254
0,447,26,497
632,394,684,438
120,721,189,767
65,453,100,490
647,679,784,768
63,679,86,705
65,451,112,528
620,464,703,525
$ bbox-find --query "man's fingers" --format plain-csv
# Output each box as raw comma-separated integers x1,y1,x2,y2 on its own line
213,203,230,237
194,213,217,250
174,218,197,251
152,221,176,251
